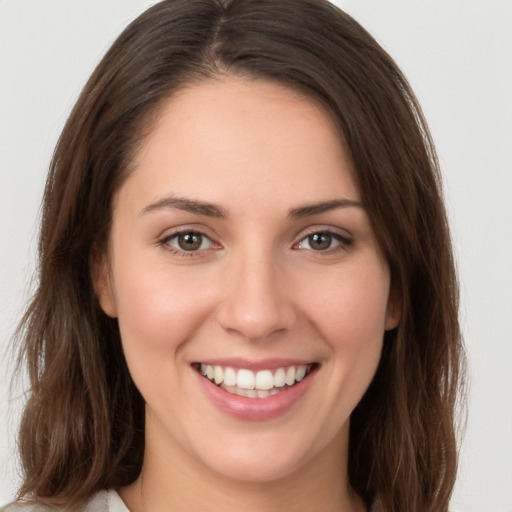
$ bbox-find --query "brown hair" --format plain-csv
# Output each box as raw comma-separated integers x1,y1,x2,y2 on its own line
15,0,465,510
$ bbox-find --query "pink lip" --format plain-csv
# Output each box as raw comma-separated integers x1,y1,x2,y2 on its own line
194,358,314,371
195,365,318,421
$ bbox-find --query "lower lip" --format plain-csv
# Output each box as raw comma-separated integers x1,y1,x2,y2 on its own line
196,368,317,421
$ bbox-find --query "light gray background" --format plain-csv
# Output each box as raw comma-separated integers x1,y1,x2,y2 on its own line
1,1,511,510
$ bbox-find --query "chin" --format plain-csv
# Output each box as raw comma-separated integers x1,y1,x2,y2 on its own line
202,452,307,484
184,421,346,486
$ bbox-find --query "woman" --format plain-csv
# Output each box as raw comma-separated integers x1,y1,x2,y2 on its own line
4,0,465,511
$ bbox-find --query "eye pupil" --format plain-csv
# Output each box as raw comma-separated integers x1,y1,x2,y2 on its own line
178,232,202,251
309,232,332,250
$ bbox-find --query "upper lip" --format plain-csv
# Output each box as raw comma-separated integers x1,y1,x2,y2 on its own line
192,358,317,371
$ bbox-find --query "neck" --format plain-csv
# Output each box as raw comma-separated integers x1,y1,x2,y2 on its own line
121,464,365,512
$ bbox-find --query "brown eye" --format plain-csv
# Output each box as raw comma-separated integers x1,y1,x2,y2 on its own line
164,231,213,252
296,231,351,252
178,232,203,251
307,232,332,251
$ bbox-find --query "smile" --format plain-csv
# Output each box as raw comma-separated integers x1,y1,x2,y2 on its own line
196,363,315,399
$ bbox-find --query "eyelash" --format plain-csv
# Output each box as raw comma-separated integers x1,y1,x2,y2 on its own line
293,230,352,253
158,230,217,258
158,228,352,257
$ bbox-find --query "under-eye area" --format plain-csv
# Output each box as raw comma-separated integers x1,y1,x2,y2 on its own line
192,363,319,398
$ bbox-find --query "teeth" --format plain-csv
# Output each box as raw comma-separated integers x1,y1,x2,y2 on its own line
255,370,274,390
199,363,312,396
237,369,255,390
214,366,223,385
224,367,237,386
274,368,286,387
285,366,296,386
296,365,307,382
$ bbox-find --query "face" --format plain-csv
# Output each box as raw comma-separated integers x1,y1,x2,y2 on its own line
95,77,400,484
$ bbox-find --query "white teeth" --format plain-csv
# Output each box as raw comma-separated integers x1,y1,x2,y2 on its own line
214,366,223,385
296,365,307,382
224,367,237,386
274,368,286,388
237,369,255,390
221,385,280,399
199,363,313,396
255,370,274,390
285,366,296,386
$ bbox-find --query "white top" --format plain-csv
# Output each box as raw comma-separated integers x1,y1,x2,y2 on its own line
1,490,384,511
0,490,128,512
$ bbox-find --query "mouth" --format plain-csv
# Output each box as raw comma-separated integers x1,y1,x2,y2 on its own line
192,362,318,399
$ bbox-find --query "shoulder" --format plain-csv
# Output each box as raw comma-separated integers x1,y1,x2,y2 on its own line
0,490,128,512
1,502,52,512
0,500,52,512
0,503,47,512
83,490,127,512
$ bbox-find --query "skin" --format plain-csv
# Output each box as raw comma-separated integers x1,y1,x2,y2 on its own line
94,77,400,512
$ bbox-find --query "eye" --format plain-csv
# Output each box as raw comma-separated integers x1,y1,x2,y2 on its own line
296,231,351,252
163,231,214,252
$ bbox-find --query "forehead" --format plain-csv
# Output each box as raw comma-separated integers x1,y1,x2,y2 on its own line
123,77,360,211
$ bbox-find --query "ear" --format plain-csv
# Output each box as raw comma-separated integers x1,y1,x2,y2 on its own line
385,286,402,331
90,246,117,318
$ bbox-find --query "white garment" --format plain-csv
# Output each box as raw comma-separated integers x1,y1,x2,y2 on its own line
0,490,128,512
2,490,385,511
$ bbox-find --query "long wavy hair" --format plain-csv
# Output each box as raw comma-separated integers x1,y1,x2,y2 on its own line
14,1,465,510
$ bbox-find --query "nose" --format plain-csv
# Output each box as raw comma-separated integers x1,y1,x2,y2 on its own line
216,250,296,341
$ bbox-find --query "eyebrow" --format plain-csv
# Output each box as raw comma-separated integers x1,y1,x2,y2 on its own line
140,196,228,218
288,199,363,218
140,196,363,219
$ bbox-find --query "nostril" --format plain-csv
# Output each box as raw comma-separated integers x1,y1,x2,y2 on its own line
217,298,296,341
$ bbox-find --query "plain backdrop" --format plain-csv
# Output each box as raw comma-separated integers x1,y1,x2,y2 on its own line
1,1,511,511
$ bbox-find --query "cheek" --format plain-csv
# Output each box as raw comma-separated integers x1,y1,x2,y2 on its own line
303,259,390,343
111,253,217,354
110,256,221,419
297,257,390,400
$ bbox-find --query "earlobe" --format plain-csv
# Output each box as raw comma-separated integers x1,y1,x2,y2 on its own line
385,287,402,331
90,246,117,318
